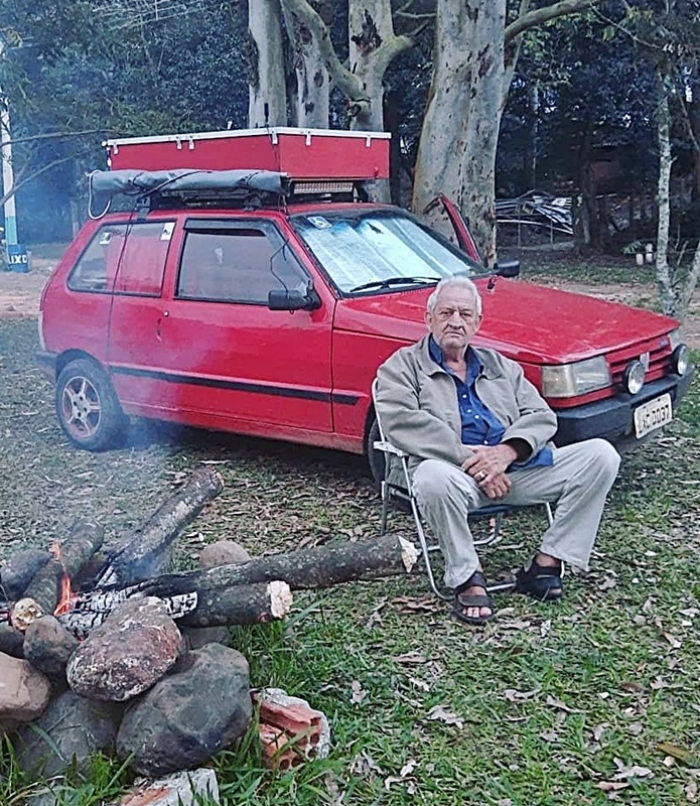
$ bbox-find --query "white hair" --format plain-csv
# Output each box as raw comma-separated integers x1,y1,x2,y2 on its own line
426,276,482,317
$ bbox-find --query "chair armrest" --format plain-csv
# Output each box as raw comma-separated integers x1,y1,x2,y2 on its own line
372,440,407,458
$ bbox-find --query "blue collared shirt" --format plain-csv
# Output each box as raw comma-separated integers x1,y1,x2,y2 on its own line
429,337,553,470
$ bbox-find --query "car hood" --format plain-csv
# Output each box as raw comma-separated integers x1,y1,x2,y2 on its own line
332,278,679,364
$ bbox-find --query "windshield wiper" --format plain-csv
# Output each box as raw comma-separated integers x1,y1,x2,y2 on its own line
349,276,440,293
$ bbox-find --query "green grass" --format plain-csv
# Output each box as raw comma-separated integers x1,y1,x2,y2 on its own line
0,320,699,805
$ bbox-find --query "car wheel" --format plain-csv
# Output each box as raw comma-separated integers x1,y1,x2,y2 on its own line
366,417,385,487
55,359,127,451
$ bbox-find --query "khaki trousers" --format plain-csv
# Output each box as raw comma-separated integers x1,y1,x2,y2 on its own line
412,438,620,590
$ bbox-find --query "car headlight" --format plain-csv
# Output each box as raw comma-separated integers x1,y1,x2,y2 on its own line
541,356,611,398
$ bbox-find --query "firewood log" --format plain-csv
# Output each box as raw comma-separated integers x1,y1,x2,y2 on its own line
138,534,419,617
22,520,105,616
93,466,224,588
59,580,292,633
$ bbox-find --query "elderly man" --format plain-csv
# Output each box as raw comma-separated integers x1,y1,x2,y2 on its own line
375,275,620,625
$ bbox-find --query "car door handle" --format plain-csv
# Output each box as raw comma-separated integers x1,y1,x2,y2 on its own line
156,310,169,341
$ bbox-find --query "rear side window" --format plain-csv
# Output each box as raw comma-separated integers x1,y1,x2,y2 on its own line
176,222,308,303
68,221,173,295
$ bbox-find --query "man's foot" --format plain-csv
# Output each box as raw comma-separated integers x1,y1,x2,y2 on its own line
515,553,563,602
453,569,494,625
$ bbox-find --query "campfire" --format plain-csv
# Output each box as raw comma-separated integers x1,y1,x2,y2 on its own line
0,467,418,794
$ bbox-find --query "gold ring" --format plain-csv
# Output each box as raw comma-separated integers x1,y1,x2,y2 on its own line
478,471,486,481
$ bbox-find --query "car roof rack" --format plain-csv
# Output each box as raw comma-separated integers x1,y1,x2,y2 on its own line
87,169,370,219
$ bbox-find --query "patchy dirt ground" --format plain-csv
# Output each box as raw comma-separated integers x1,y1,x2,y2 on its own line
2,248,699,347
0,255,55,319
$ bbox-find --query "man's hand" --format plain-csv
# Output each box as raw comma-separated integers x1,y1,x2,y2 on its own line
461,444,518,500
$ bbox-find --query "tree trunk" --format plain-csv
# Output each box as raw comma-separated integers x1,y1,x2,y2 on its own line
94,466,224,589
573,118,595,254
679,238,700,320
413,0,506,268
527,80,539,190
414,0,606,265
689,76,700,201
655,82,677,316
281,0,330,127
247,0,288,127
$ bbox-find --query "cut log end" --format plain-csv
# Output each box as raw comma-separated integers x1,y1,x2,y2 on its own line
267,581,293,620
399,537,419,573
11,598,44,632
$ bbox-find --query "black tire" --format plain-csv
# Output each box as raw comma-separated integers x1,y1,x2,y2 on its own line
55,359,127,451
366,417,385,487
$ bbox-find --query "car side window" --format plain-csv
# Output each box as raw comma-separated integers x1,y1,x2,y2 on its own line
176,224,308,303
68,222,173,295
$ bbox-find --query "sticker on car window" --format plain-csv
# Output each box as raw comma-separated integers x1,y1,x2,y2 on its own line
160,222,175,241
99,231,113,245
307,216,332,229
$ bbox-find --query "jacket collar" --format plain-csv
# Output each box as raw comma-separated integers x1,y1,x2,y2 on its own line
416,334,502,380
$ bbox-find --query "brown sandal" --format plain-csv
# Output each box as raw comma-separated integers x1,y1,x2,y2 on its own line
453,570,494,626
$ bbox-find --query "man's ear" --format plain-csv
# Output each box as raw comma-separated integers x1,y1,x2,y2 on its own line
424,310,432,329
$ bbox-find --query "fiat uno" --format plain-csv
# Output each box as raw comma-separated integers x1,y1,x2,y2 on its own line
37,128,693,481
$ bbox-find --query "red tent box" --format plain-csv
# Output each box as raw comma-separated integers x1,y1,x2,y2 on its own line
104,127,390,181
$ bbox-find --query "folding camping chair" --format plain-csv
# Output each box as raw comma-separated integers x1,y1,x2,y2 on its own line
371,379,553,600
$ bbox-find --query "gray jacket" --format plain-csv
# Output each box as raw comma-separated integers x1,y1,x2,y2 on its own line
375,335,558,483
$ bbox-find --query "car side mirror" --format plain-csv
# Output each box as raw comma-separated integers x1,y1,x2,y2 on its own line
268,286,321,312
494,259,520,278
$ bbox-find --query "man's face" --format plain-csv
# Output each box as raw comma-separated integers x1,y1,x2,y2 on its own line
425,285,482,354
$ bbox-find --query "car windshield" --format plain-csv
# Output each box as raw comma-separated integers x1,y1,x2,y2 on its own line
291,210,485,294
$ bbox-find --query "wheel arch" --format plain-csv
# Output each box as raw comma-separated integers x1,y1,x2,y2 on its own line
55,350,106,378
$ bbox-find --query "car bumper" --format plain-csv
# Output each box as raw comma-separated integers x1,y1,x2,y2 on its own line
553,369,694,446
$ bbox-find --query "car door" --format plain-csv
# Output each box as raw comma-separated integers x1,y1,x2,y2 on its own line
112,216,334,437
423,195,482,262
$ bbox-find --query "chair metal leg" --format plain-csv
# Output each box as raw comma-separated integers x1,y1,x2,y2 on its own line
378,480,390,536
474,509,505,548
545,501,554,526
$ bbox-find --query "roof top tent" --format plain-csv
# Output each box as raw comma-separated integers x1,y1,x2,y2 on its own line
104,127,391,183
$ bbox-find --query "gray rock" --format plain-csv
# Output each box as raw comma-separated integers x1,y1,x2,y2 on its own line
183,541,248,649
0,651,51,722
0,623,25,658
24,616,79,680
1,549,51,600
117,643,252,776
199,541,251,568
66,597,182,702
15,691,121,779
181,626,230,650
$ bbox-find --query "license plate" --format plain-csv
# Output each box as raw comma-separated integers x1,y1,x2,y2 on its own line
633,393,672,438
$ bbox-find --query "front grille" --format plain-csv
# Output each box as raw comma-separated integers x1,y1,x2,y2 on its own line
607,334,673,389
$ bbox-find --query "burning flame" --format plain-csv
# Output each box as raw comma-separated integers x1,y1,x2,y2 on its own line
51,541,78,617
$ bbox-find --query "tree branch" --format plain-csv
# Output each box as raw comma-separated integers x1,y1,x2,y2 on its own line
394,11,435,21
680,239,700,319
505,0,605,44
0,150,93,210
280,0,366,103
2,128,119,147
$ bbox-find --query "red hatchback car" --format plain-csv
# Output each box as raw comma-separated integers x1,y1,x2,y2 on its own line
37,128,692,480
